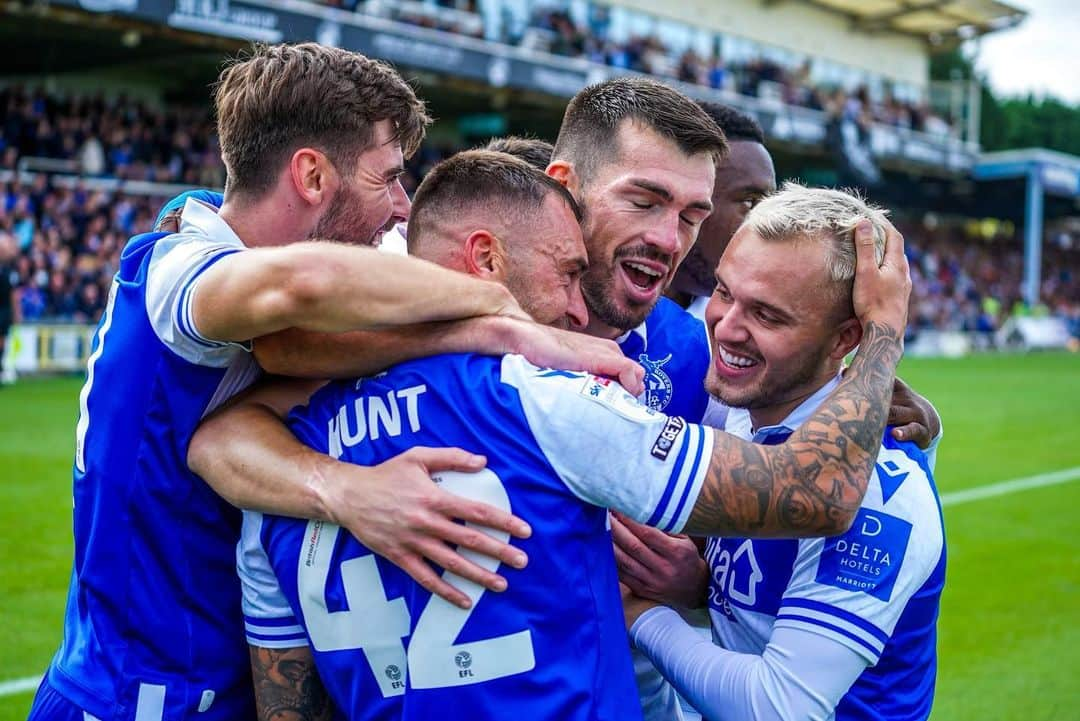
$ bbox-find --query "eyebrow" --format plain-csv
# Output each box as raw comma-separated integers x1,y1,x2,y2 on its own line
629,178,713,213
715,275,796,323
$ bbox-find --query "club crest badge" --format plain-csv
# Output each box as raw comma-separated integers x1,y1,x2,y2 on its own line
638,353,673,412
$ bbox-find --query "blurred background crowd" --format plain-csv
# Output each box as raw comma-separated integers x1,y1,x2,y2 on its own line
1,86,1075,341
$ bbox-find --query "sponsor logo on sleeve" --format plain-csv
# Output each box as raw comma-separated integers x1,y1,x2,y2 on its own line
650,416,685,460
578,374,658,422
815,508,912,602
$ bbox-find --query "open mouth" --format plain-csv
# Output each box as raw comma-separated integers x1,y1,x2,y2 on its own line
715,344,760,377
618,259,667,302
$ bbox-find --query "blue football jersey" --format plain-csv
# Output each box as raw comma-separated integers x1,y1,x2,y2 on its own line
39,199,262,720
619,297,711,423
239,353,717,721
707,406,946,720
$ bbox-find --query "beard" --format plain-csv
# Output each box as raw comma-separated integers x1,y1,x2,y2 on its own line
706,342,831,412
581,244,672,332
310,182,384,246
581,264,651,331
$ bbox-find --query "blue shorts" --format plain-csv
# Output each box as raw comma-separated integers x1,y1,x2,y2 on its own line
26,679,96,721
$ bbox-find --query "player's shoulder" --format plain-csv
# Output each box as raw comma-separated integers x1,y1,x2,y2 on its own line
650,297,707,333
307,353,506,414
864,433,945,560
648,298,710,357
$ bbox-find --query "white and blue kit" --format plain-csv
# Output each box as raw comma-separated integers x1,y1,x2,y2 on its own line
631,376,946,721
617,296,715,721
29,199,261,721
617,296,711,423
239,353,717,721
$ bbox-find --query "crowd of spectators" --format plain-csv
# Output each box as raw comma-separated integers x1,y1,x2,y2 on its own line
0,86,225,185
0,86,1071,339
901,220,1079,341
524,7,954,136
295,0,955,136
0,177,168,325
3,165,1076,344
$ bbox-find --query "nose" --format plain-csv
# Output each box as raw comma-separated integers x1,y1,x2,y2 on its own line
391,180,411,223
645,211,681,257
565,282,589,331
706,296,749,347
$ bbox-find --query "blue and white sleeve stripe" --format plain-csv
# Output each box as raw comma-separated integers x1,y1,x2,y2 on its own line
774,598,889,663
646,425,714,534
243,613,310,648
175,249,242,349
238,511,309,649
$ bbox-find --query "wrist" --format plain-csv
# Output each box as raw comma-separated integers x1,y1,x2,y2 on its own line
306,452,344,525
630,604,673,644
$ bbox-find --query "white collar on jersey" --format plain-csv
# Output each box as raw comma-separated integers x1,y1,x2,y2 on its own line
177,197,245,249
725,371,843,441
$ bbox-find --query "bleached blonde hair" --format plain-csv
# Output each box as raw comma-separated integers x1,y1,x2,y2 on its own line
743,182,888,286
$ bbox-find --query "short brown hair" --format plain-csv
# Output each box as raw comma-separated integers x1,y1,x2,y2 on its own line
214,43,431,198
552,77,727,183
408,150,581,254
481,136,554,171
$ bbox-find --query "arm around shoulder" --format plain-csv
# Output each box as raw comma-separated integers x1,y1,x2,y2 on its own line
190,242,523,345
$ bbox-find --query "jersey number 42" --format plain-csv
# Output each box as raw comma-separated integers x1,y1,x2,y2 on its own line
296,469,536,696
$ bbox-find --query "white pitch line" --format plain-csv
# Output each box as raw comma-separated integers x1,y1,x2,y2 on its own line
1,467,1076,700
0,674,41,697
941,465,1080,507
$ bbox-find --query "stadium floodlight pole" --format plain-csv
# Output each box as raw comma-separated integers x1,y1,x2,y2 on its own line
1023,166,1044,309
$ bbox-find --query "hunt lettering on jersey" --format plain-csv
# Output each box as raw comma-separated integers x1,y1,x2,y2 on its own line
328,384,427,458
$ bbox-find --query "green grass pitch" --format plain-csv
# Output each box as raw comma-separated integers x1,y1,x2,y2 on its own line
1,352,1077,720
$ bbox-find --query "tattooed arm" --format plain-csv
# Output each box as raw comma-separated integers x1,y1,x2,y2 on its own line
685,220,911,538
250,645,332,721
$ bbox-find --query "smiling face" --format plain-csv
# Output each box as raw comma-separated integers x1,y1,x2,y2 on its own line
704,226,854,428
313,120,410,246
576,120,716,337
673,140,776,298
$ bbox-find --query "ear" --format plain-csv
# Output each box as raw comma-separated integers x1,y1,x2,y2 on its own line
288,148,336,208
828,317,863,361
462,230,508,281
546,160,581,197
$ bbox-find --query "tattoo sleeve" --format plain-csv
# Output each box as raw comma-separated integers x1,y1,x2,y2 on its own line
685,321,904,538
250,645,333,721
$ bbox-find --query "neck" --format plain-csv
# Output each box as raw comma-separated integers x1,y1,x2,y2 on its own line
219,194,307,249
746,367,841,431
584,314,630,341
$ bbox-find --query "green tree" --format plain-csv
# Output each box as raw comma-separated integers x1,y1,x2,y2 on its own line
930,48,1080,154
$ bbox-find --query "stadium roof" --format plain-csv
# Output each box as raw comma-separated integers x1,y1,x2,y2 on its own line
974,148,1080,198
787,0,1027,44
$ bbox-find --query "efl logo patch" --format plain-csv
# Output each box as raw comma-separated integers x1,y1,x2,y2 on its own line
651,416,685,460
815,508,912,602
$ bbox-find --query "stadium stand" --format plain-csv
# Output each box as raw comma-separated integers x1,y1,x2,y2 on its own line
1,0,1076,375
0,81,1075,338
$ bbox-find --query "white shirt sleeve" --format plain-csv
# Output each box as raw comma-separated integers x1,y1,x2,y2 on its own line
631,606,869,721
237,511,309,649
144,231,248,367
500,355,713,533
